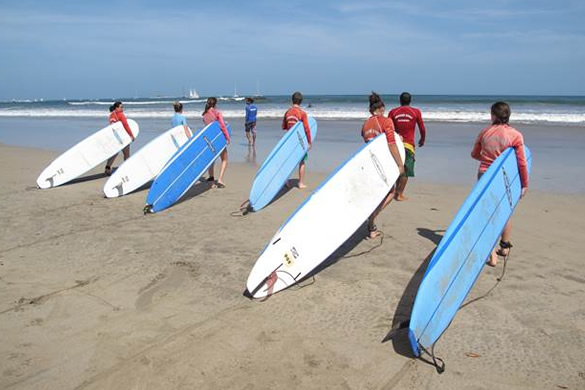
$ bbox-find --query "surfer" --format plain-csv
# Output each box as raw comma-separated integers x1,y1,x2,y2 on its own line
202,97,231,188
172,101,192,138
388,92,426,201
282,91,312,189
245,97,258,146
361,92,405,239
471,101,529,266
104,101,136,176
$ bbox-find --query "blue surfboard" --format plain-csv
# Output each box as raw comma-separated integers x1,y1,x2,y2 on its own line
248,117,317,211
144,122,231,213
408,146,532,357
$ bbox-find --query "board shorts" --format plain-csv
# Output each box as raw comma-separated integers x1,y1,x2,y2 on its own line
245,121,257,133
404,149,415,177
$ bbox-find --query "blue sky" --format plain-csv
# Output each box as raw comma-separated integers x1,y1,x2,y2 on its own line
1,0,584,99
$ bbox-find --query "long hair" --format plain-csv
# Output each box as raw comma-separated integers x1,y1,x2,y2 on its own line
203,97,217,115
369,92,385,114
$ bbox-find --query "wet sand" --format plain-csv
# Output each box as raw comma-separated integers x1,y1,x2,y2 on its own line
0,143,584,389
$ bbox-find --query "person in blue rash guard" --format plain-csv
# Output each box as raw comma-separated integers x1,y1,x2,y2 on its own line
172,101,192,138
245,97,258,146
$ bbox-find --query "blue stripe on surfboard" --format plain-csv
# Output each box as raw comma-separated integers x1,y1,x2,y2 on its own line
249,117,317,211
408,146,532,356
146,122,231,213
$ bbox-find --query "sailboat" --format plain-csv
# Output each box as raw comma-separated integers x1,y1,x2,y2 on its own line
233,83,239,99
188,89,200,99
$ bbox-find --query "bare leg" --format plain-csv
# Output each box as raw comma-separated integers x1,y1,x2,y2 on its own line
487,219,513,266
252,131,256,146
217,149,228,186
245,132,252,145
208,163,215,181
298,161,307,189
105,154,117,174
395,176,409,201
367,188,395,238
122,145,130,160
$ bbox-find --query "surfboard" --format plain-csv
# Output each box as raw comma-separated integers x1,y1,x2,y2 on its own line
248,117,318,211
246,133,405,298
408,146,532,357
36,119,139,189
144,122,231,213
103,125,192,198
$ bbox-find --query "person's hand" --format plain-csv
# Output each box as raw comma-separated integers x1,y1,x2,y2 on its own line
521,187,527,198
398,164,405,176
418,139,425,147
308,142,312,150
131,135,136,141
226,138,231,145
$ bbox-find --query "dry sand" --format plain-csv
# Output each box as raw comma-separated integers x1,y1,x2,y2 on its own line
0,143,584,389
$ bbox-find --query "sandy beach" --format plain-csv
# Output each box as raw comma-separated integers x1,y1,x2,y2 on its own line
0,142,584,389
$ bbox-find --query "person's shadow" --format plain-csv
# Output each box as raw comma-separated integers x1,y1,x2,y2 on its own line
382,227,444,358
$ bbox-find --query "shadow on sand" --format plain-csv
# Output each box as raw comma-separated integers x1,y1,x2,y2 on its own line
381,227,444,358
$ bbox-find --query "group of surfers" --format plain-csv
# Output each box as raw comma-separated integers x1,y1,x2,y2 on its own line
101,91,529,267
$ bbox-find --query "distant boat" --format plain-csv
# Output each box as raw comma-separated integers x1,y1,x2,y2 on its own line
254,80,263,98
233,83,239,99
188,89,200,99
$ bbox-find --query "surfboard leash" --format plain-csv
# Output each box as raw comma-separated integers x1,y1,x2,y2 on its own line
460,243,512,310
419,344,445,374
230,199,252,217
341,230,385,260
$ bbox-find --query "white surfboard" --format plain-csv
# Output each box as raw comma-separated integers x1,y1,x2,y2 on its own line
246,133,405,298
36,119,140,189
103,125,192,198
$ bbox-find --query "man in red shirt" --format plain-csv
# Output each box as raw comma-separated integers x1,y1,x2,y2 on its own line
388,92,426,201
282,91,312,189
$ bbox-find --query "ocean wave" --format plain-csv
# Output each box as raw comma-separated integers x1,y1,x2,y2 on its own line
68,99,207,106
1,108,584,124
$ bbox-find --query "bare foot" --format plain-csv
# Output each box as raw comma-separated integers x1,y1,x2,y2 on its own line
298,182,307,189
486,251,498,267
395,194,409,201
368,230,382,239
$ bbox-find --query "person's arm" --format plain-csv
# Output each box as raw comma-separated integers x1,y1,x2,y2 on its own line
416,108,426,147
513,134,529,195
471,131,483,160
245,106,250,123
119,112,135,140
384,119,404,175
216,111,230,143
282,111,288,130
302,112,312,146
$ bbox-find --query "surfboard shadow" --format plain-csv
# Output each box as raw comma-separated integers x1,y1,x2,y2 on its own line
173,179,214,207
64,172,109,186
382,227,444,358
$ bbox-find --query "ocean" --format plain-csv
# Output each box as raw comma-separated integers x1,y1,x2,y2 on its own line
1,94,585,125
1,95,584,193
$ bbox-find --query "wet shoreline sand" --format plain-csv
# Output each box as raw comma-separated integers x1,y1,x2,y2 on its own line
0,143,584,389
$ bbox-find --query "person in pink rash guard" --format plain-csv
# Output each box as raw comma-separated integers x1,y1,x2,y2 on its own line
104,101,136,176
202,97,230,188
471,101,529,267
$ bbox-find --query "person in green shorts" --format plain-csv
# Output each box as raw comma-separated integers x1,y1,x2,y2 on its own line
388,92,426,201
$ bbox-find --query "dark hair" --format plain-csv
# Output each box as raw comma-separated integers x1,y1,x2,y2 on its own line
399,92,412,106
203,97,217,115
369,92,385,114
113,101,123,110
491,101,511,125
246,97,254,104
109,105,115,113
173,101,183,113
292,91,303,105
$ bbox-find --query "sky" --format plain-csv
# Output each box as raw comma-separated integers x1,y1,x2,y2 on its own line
0,0,584,99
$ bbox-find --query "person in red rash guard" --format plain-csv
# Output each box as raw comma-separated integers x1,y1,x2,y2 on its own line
282,91,312,189
104,101,136,176
202,97,230,188
388,92,426,201
471,101,529,267
361,92,404,239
